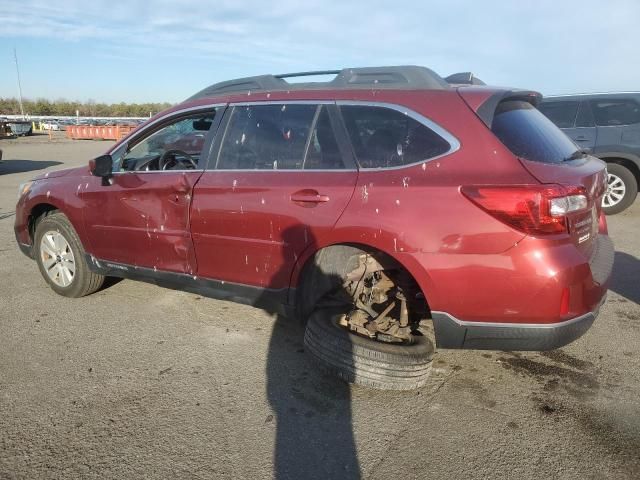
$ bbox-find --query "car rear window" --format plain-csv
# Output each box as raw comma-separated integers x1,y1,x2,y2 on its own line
491,100,578,164
340,105,451,168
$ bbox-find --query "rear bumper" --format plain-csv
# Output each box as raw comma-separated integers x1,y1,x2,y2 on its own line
432,296,603,350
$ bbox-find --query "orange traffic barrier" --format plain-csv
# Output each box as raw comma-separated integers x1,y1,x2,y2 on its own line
66,125,137,141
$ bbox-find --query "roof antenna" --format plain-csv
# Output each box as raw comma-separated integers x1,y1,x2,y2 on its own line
14,47,25,119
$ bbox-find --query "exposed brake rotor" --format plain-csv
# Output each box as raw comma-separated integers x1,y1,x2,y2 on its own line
338,254,415,344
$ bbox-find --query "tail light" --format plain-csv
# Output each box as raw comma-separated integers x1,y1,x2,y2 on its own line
461,184,588,235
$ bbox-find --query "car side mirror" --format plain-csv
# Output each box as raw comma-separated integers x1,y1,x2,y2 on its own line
89,154,113,185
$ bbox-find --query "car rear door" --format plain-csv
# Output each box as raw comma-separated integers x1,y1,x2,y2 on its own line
591,97,640,153
564,101,598,150
82,106,225,273
190,102,358,293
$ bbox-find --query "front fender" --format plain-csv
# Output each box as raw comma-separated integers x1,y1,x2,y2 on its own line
16,176,91,252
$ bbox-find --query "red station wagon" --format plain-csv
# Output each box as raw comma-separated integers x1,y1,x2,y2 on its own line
15,66,614,390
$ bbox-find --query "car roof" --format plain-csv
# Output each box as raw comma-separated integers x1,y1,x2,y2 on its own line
188,66,450,101
542,92,640,102
187,66,492,102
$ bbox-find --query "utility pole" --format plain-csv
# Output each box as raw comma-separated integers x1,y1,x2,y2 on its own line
14,48,25,119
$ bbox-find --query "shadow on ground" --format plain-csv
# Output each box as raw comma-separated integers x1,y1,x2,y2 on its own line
610,251,640,305
0,159,63,175
261,225,361,479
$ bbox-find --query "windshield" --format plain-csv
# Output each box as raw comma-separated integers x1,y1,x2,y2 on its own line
491,100,580,163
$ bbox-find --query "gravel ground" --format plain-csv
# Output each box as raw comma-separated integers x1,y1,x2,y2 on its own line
1,134,639,480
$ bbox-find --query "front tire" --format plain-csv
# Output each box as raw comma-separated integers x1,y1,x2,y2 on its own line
304,309,434,390
34,212,104,297
602,163,638,215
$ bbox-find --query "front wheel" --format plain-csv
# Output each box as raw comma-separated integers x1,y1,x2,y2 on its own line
602,163,638,215
34,212,105,297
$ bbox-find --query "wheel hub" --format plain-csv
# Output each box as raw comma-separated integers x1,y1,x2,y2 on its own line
603,173,625,207
40,230,76,287
338,254,418,344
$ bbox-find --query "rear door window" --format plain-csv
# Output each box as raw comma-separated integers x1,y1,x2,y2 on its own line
217,104,316,170
339,105,451,168
575,101,595,127
538,101,579,128
590,99,640,126
303,106,345,170
491,100,579,164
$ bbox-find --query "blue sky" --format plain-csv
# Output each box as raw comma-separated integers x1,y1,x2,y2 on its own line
1,0,639,103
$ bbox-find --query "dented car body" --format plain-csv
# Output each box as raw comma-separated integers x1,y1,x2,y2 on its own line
15,66,614,356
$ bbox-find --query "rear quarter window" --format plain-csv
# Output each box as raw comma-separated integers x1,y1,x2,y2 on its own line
491,100,578,164
339,105,451,168
590,99,640,126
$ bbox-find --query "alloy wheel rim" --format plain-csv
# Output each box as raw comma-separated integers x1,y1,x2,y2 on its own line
40,230,76,287
602,173,626,208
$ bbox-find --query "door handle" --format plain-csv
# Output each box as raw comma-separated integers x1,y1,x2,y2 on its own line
575,137,589,141
290,190,330,204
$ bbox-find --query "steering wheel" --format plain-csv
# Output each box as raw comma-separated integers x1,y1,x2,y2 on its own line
158,149,198,170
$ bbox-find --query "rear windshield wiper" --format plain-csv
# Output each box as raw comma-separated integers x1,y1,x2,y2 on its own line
563,150,588,162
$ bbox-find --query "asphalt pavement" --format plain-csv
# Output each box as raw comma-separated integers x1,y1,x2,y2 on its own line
1,134,639,479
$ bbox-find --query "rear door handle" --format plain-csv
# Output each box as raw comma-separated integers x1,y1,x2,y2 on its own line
575,136,589,141
290,189,330,204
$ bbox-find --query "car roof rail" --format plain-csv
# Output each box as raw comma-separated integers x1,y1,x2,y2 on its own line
445,72,486,86
187,66,450,100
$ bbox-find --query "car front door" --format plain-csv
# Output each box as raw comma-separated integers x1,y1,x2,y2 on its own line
190,102,358,297
81,106,225,273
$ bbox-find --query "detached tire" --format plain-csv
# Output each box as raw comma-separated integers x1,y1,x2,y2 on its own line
34,211,105,297
603,163,637,215
304,309,434,390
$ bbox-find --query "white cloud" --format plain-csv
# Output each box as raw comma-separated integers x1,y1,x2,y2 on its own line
1,0,639,100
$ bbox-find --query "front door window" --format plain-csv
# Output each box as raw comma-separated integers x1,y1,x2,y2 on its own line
115,111,219,172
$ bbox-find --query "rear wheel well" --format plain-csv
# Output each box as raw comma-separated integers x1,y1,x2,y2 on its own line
28,204,58,242
601,157,640,185
295,243,430,323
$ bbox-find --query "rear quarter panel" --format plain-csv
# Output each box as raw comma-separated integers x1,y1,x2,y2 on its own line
291,90,541,313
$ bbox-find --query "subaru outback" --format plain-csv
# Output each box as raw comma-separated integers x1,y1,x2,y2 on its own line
15,66,614,390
